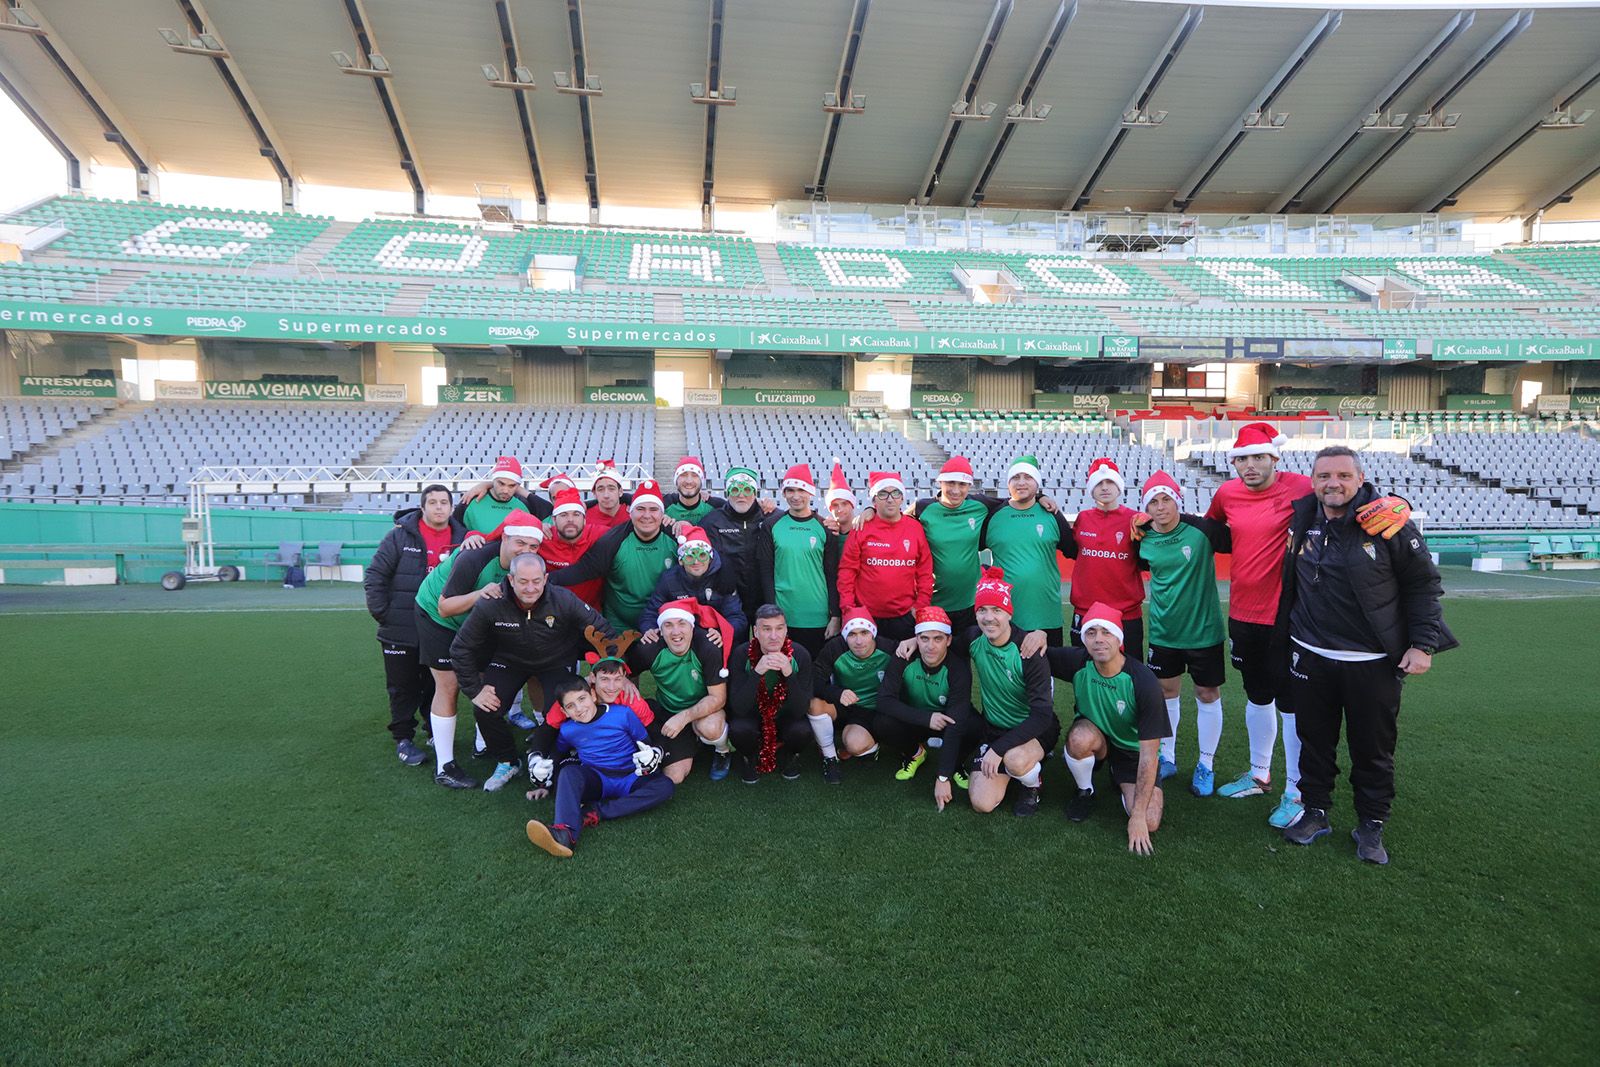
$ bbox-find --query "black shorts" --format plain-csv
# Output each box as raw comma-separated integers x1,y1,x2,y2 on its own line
1071,613,1145,660
944,605,976,635
873,613,915,642
1229,618,1286,706
415,609,459,672
646,699,706,766
835,704,877,732
787,626,828,659
982,713,1060,757
1145,642,1226,688
1105,741,1143,787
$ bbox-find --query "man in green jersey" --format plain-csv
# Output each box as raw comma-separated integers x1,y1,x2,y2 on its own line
550,479,679,632
808,608,900,784
1132,472,1231,797
979,454,1077,645
663,456,725,525
413,515,545,789
1048,603,1171,855
625,598,732,784
877,606,974,789
938,568,1058,818
455,455,537,534
754,463,841,658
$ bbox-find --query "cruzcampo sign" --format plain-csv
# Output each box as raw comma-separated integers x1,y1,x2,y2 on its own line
0,301,1115,359
20,374,117,398
1270,394,1383,414
721,388,850,406
1432,338,1599,361
911,390,976,408
583,385,654,404
438,384,514,403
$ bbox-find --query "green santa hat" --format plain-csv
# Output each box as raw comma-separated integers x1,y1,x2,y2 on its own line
724,465,760,493
1008,453,1042,482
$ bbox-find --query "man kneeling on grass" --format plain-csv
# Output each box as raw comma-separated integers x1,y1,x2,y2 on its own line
1046,602,1170,856
525,677,674,858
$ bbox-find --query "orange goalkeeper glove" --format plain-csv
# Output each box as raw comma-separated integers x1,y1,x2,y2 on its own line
1356,496,1410,540
1130,512,1152,542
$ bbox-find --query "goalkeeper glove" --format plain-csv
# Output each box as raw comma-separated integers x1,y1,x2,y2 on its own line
632,741,664,777
1356,496,1410,540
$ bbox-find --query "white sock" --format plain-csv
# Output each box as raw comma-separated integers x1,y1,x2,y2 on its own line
1161,697,1180,763
1245,700,1277,782
808,713,837,759
430,713,456,771
1196,698,1223,770
1066,753,1095,792
707,725,732,754
474,723,486,752
1280,712,1301,797
859,743,880,758
1013,762,1042,788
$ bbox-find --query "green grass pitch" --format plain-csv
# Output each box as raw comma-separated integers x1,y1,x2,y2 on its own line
2,589,1595,1065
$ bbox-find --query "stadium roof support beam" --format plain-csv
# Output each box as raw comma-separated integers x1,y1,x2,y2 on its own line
564,0,601,222
1317,9,1533,215
1522,154,1600,219
808,0,871,201
491,0,549,221
1169,9,1341,213
1417,55,1600,213
1268,11,1472,215
0,63,81,193
176,0,297,211
697,0,727,230
9,0,155,197
915,0,1012,205
965,0,1076,207
1063,5,1203,213
338,0,426,214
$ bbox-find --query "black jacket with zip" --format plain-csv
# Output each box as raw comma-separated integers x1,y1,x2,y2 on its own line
449,578,616,697
364,508,467,645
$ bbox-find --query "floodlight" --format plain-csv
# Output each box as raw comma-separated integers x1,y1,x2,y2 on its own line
514,66,534,84
367,53,389,72
0,5,43,34
332,51,354,69
482,64,501,82
158,28,184,46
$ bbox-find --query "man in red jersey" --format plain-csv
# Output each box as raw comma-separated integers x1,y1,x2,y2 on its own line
540,486,605,611
837,471,934,642
1199,422,1409,830
586,460,631,533
1068,457,1146,659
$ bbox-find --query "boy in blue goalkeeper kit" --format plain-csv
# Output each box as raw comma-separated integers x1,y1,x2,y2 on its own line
525,675,674,858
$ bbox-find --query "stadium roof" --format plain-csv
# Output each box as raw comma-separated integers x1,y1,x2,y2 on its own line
3,0,1600,221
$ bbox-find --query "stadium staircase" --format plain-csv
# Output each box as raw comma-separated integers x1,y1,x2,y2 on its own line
654,292,684,323
888,300,924,330
1511,257,1600,301
356,405,434,465
1302,307,1364,337
904,431,953,476
654,407,689,483
384,282,435,316
0,401,146,475
753,242,794,291
1139,263,1204,302
1098,305,1144,335
299,221,357,268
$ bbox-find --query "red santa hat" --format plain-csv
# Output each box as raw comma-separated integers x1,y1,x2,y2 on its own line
1086,457,1124,492
629,479,665,511
914,606,953,635
825,459,854,507
841,606,878,637
937,455,975,485
656,598,699,628
674,456,705,480
540,471,576,492
489,455,523,483
868,471,905,498
1141,471,1182,509
973,567,1013,614
551,486,586,518
1228,421,1287,459
676,524,712,557
490,511,544,545
781,463,817,497
592,459,624,489
1078,601,1125,647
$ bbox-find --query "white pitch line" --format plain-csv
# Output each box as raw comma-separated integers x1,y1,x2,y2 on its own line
1488,572,1600,587
0,605,367,618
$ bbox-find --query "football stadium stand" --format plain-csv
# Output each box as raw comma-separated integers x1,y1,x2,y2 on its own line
1156,256,1577,303
685,408,937,493
389,405,653,471
1125,306,1335,338
681,294,896,329
121,272,400,315
774,245,1169,299
322,220,532,278
911,301,1118,335
1500,247,1600,292
1416,431,1600,516
0,404,400,505
1332,308,1562,338
0,398,115,463
6,198,330,265
0,262,110,302
418,287,654,320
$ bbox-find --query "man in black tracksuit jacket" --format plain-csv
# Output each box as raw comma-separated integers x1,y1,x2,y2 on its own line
450,555,618,767
1276,451,1457,862
701,494,766,620
364,497,466,754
